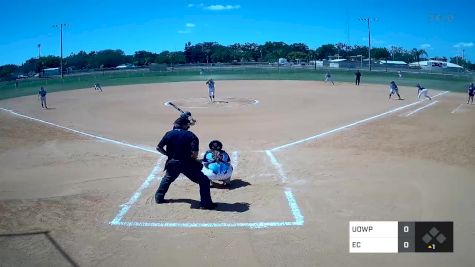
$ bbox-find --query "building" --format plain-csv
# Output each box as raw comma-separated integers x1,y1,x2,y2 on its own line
42,67,60,77
408,60,463,70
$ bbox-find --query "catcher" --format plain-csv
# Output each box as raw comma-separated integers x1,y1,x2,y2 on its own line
201,140,233,186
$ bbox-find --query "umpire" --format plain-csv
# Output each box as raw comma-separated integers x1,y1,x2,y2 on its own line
155,114,217,210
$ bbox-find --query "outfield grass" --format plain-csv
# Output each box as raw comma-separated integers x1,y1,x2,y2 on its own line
0,68,473,100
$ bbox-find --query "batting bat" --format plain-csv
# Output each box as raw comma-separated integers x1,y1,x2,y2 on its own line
167,102,196,125
167,101,185,114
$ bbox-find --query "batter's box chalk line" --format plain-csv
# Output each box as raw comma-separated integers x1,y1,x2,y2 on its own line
109,151,304,229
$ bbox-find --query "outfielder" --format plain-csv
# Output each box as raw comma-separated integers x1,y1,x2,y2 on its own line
206,78,216,102
416,83,431,100
201,140,233,186
389,81,403,100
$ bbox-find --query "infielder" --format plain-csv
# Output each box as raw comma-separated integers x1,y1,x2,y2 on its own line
389,81,403,100
38,86,48,109
468,83,474,104
416,84,431,100
324,72,334,85
206,78,216,102
201,140,233,186
93,82,102,92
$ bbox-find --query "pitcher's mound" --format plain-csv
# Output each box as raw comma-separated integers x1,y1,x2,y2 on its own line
165,97,259,109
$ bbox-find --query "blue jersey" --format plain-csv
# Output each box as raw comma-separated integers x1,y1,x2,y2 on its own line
39,89,47,97
469,85,475,95
206,80,215,89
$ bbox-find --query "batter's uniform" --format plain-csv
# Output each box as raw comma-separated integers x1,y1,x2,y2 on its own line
38,87,47,108
417,84,431,100
155,119,215,209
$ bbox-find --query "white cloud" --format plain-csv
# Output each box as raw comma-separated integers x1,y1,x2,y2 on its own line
420,44,431,49
178,30,191,34
188,3,204,8
186,23,195,28
204,4,240,11
453,42,474,48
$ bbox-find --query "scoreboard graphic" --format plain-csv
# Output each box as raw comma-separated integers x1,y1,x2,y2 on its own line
349,221,453,253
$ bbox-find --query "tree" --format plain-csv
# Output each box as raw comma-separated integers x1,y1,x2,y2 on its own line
335,43,352,58
210,45,233,63
65,51,89,69
89,49,128,68
349,45,369,58
290,43,309,54
171,51,186,64
0,64,19,81
315,44,337,60
133,50,157,66
20,58,40,74
287,51,308,62
450,56,470,68
184,42,192,63
371,47,390,60
411,48,428,63
261,41,291,62
241,42,261,61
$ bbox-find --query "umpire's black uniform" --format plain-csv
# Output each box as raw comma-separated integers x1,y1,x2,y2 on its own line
155,116,215,209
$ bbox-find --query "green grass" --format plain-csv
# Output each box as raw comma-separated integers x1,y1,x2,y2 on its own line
0,68,473,100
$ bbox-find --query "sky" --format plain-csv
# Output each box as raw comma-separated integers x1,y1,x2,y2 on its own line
1,0,474,65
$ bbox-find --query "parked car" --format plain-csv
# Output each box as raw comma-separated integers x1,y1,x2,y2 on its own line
115,64,135,69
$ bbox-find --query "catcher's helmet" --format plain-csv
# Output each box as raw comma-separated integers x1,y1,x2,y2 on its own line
209,140,223,150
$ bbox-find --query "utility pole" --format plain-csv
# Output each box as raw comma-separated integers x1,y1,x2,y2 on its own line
54,23,66,79
359,18,377,71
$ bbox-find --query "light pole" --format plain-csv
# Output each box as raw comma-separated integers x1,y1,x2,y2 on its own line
37,44,41,59
54,23,66,79
359,18,377,71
